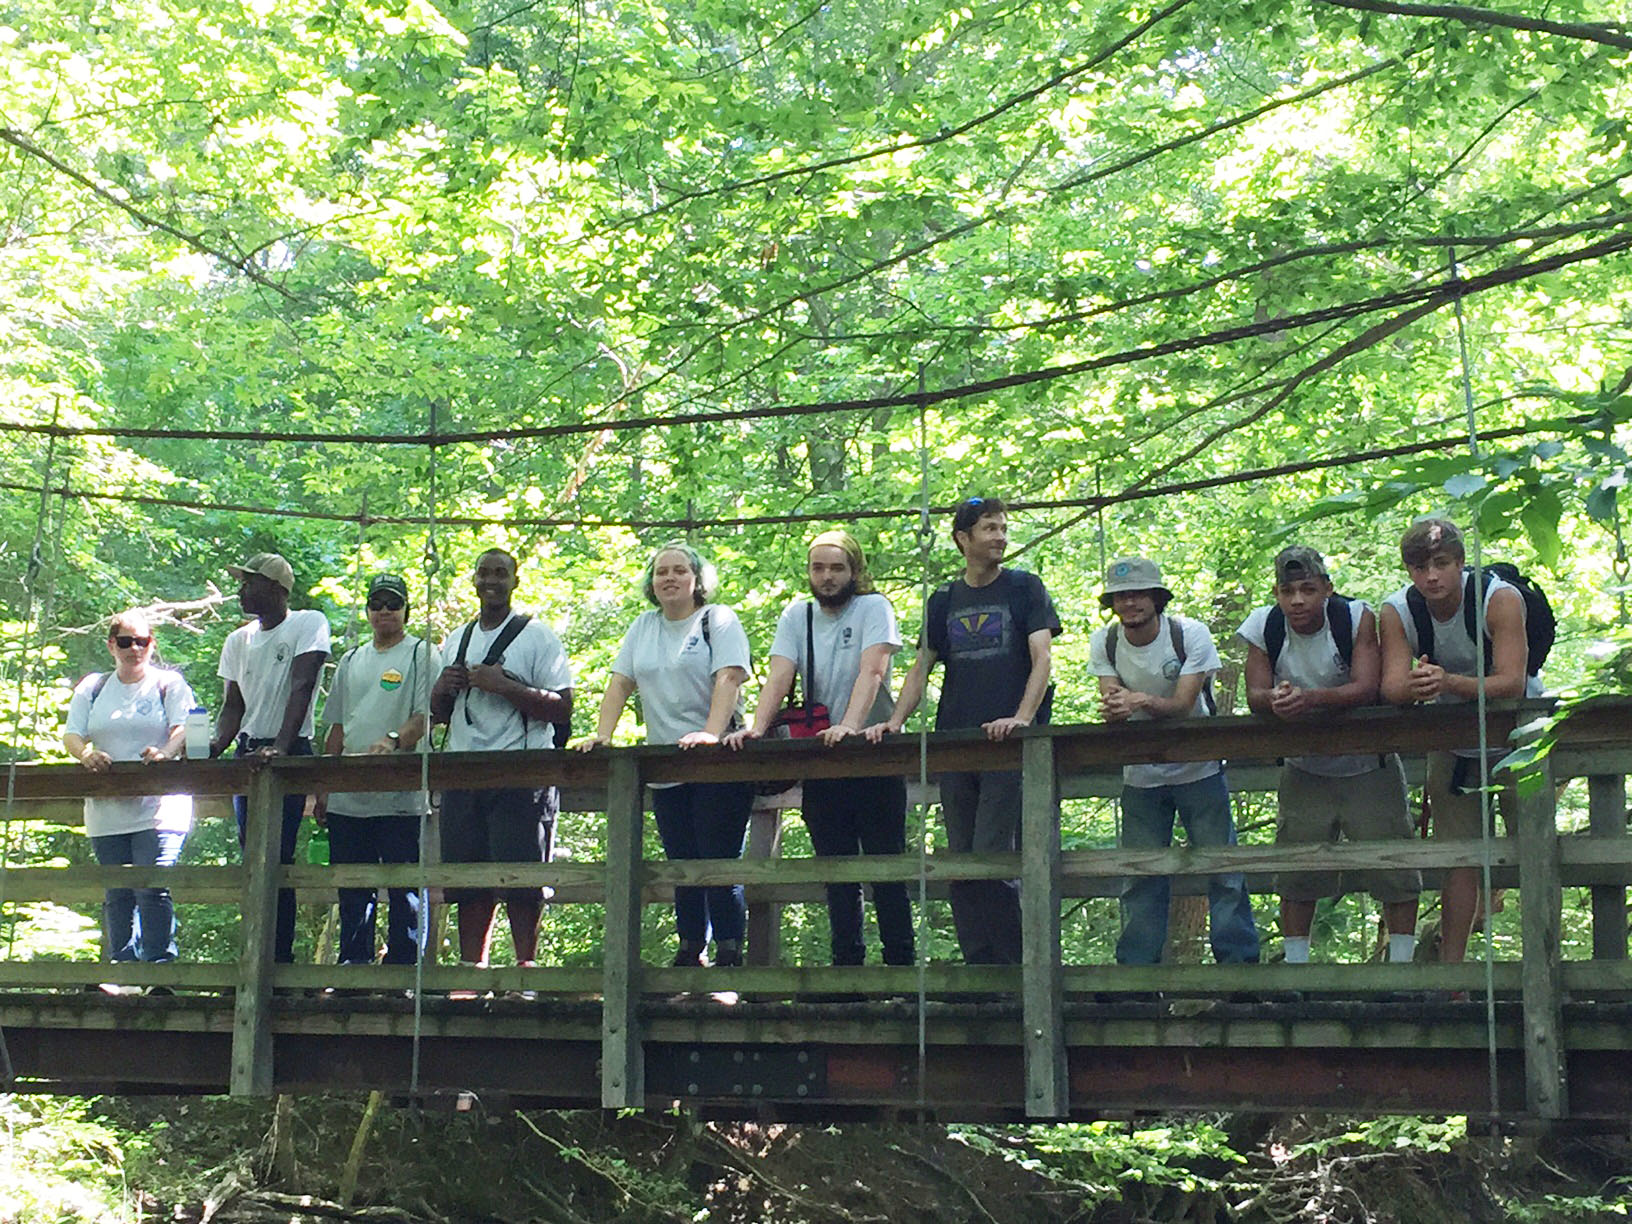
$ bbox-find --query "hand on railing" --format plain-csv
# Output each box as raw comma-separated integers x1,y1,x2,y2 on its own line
1269,682,1317,721
722,727,760,751
860,720,898,744
817,723,857,747
676,730,721,749
570,733,612,753
982,715,1031,742
138,745,172,763
76,748,113,773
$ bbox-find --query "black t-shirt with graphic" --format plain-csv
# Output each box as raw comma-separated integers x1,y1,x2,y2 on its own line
923,568,1062,730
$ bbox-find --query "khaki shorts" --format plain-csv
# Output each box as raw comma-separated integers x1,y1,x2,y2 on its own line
1425,750,1514,842
1277,756,1422,904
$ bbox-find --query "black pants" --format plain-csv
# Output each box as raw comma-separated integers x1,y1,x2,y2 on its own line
801,775,915,966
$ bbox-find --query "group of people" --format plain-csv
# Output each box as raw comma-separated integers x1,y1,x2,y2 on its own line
64,498,1537,982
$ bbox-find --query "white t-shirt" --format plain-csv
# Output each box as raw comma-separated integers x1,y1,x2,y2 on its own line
1089,613,1222,789
217,610,331,740
66,669,196,837
439,613,573,752
1236,600,1377,778
611,604,751,749
323,636,434,817
768,594,899,727
1383,575,1540,756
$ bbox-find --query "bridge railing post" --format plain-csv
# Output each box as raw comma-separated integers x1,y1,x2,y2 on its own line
745,802,784,966
1588,773,1628,962
1021,732,1067,1119
230,764,285,1096
601,754,645,1108
1517,759,1566,1120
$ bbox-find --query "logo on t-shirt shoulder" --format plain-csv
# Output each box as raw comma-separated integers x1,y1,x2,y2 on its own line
274,643,290,665
380,668,404,691
1162,658,1182,681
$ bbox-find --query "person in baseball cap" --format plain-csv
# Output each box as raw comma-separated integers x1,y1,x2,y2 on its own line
225,552,295,593
1272,545,1329,587
212,548,332,964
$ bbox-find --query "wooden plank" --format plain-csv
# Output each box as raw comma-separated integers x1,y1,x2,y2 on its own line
1062,961,1524,994
1517,762,1567,1119
643,964,1021,995
1587,775,1628,961
230,767,284,1096
600,754,644,1108
0,961,239,989
1021,735,1067,1119
744,806,785,967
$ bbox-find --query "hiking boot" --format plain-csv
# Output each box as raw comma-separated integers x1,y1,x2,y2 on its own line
672,941,708,968
712,940,743,968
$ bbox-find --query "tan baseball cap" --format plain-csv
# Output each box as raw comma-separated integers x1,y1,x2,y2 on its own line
226,552,295,593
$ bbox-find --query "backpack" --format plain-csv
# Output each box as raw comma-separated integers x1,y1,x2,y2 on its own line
1103,615,1216,714
1263,596,1356,672
1404,563,1553,678
454,614,573,749
87,669,180,707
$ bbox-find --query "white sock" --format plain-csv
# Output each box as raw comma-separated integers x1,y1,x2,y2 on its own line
1283,936,1311,964
1388,933,1416,963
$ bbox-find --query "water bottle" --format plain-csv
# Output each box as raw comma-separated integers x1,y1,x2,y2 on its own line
307,824,330,865
184,707,210,760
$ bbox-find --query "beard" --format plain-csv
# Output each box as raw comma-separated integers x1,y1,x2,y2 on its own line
811,579,858,609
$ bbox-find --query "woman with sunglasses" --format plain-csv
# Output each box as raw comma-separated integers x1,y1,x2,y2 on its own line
63,611,197,973
574,542,754,969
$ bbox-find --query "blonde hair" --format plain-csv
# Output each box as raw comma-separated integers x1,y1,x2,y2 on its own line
808,529,875,595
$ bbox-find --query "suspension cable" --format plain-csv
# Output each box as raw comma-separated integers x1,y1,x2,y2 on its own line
913,367,933,1111
410,403,441,1101
1450,245,1502,1126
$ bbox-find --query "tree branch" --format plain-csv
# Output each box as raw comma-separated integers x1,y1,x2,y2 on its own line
1315,0,1632,52
0,127,299,300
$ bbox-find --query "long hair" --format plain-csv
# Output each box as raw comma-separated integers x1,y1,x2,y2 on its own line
808,529,875,595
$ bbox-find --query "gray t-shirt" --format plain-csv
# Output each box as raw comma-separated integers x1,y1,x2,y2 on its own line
1382,575,1540,757
768,594,900,727
66,669,196,837
611,604,751,746
324,636,433,817
1089,613,1221,789
1236,600,1376,778
439,614,573,752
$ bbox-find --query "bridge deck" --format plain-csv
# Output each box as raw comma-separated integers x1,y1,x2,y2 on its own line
1,699,1627,1124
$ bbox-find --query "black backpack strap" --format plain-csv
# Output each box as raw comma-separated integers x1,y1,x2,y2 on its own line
1327,596,1355,670
88,671,112,706
454,621,477,666
1104,624,1119,674
1167,615,1186,665
1404,586,1435,662
804,601,817,707
1264,606,1286,670
480,614,532,667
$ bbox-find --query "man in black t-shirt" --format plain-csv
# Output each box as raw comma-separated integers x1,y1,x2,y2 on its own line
864,496,1061,964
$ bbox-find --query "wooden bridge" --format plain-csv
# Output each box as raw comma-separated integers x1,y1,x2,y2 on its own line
1,699,1629,1126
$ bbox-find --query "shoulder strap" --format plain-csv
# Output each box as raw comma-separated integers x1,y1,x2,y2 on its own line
1461,569,1484,645
88,671,112,706
1167,615,1186,665
480,614,532,667
1264,606,1287,669
1404,586,1435,662
804,601,817,706
1104,624,1119,672
1327,596,1355,669
454,621,477,666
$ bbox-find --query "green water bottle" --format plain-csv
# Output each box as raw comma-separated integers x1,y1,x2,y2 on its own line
307,825,330,865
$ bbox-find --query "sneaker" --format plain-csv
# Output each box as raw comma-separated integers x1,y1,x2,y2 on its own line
712,940,743,968
672,942,708,968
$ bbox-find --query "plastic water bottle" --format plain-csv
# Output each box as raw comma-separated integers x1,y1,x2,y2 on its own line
184,707,210,760
307,825,330,866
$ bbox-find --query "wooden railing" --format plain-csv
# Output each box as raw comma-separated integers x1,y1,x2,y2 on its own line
0,697,1628,1119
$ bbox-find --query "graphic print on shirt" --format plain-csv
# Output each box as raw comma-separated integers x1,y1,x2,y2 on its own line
946,602,1010,660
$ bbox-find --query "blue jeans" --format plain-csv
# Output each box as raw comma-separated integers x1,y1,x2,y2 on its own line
234,738,312,964
327,812,423,965
91,827,185,962
1115,772,1260,966
650,781,753,944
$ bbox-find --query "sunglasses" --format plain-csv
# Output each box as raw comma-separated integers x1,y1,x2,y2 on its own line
112,635,152,649
367,596,405,612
